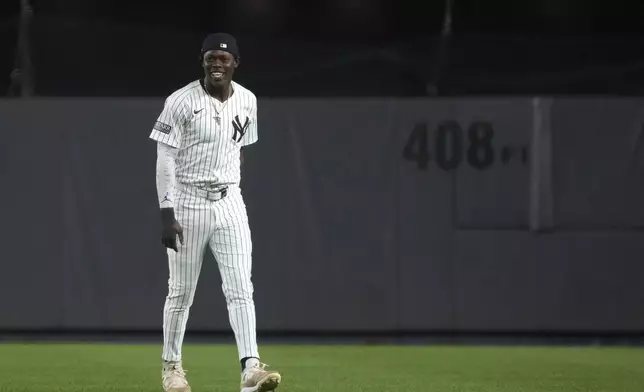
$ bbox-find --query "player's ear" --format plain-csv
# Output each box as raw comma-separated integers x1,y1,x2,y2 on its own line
234,57,240,68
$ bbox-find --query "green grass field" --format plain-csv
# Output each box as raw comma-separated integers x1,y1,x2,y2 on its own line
0,343,643,391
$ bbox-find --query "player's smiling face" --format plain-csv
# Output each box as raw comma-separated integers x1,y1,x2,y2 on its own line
203,50,238,88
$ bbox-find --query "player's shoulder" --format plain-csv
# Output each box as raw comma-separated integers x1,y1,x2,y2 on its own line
232,81,257,105
164,80,202,107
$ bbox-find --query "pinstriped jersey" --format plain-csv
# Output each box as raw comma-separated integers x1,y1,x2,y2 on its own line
150,79,258,187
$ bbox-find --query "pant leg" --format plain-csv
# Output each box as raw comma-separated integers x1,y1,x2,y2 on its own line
209,187,259,360
162,188,215,362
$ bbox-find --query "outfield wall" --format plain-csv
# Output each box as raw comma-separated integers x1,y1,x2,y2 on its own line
0,97,642,333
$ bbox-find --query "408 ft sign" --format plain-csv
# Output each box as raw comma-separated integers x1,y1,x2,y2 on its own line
402,120,527,171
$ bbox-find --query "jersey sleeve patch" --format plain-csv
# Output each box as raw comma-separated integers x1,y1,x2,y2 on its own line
154,121,172,134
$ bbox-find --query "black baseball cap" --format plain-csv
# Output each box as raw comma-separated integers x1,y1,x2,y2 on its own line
201,33,240,59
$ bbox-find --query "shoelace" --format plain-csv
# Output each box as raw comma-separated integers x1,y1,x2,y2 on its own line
243,362,270,381
164,366,188,387
251,362,271,372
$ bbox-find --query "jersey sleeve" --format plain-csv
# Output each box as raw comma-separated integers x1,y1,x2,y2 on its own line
240,96,258,147
149,94,189,148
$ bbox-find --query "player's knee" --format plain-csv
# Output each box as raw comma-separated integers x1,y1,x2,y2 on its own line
166,284,197,309
223,284,254,306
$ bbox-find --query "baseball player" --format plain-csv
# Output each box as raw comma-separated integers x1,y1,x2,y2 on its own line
149,32,281,392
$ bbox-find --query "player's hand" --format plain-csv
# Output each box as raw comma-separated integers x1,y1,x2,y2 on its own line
160,208,184,252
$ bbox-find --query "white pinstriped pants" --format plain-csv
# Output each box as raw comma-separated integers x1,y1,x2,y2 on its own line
162,183,258,362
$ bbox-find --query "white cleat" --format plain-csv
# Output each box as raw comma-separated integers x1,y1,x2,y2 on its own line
162,361,191,392
240,362,281,392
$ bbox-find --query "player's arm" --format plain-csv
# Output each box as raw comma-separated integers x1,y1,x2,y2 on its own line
150,95,186,149
239,95,258,170
240,97,258,152
156,142,184,251
150,94,188,251
156,141,178,210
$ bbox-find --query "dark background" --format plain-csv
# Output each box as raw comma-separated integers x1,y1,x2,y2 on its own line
3,0,644,97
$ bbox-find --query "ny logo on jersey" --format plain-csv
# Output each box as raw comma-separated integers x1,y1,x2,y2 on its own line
232,115,250,143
